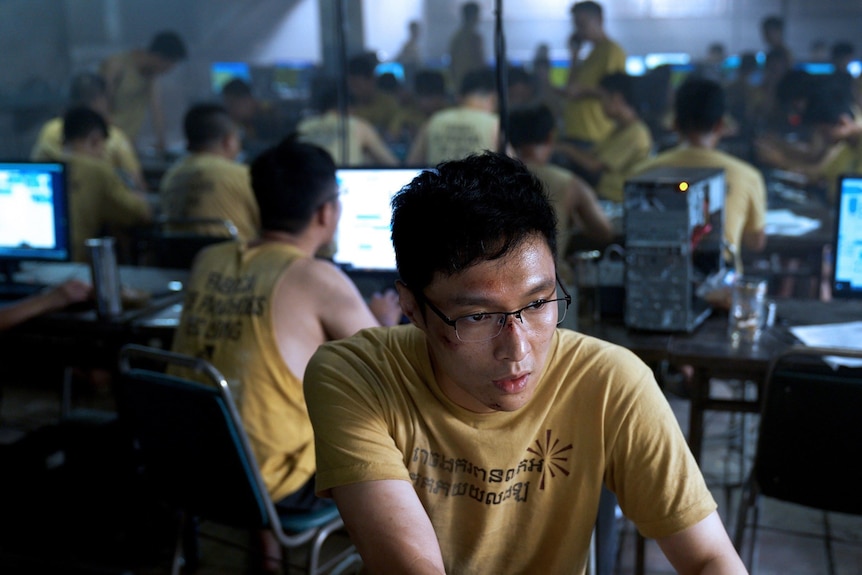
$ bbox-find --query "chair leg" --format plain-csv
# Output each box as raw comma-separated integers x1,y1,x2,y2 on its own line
170,511,187,575
823,511,836,575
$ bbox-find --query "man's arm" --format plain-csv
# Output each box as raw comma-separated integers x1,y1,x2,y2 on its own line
656,511,748,574
331,480,446,575
569,177,615,244
0,279,92,331
359,120,400,166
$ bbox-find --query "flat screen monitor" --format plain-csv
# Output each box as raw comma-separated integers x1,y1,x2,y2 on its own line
332,167,430,274
832,174,862,298
210,61,252,94
0,161,70,279
794,61,836,75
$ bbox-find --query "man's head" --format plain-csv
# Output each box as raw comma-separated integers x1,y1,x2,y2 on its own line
461,2,480,26
346,52,379,102
674,77,725,136
761,16,784,49
68,72,110,119
221,78,258,124
599,72,638,119
63,105,109,158
831,41,855,71
250,137,339,238
571,1,604,42
508,103,556,151
803,84,855,143
414,69,449,114
459,67,497,103
183,103,240,158
143,30,187,76
391,152,563,413
507,66,535,108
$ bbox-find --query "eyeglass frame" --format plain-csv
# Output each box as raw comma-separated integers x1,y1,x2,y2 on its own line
414,274,572,342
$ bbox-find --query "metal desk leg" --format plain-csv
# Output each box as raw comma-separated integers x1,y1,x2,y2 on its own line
688,370,710,464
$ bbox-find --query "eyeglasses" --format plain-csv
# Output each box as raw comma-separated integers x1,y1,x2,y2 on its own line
417,276,571,343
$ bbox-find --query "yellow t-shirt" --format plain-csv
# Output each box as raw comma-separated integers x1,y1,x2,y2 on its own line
305,326,716,574
101,52,152,139
631,145,767,266
170,241,314,502
31,117,142,183
817,139,862,203
563,39,627,144
594,120,654,202
55,151,151,262
159,153,260,242
352,91,401,136
296,112,368,166
424,107,498,165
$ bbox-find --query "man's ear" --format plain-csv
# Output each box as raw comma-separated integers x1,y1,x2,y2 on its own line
395,280,425,329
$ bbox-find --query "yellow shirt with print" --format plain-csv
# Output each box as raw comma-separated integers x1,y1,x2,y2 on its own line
594,119,654,202
101,52,152,139
563,39,627,144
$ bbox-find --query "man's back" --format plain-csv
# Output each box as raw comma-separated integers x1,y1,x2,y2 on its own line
423,107,498,164
159,153,260,241
563,39,627,143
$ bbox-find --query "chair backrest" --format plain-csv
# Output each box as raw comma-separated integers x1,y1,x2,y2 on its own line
117,344,279,530
752,345,862,515
132,217,239,269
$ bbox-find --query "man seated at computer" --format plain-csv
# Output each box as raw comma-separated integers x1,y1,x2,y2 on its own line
555,72,654,202
44,106,152,262
632,77,767,270
31,72,147,191
509,102,615,285
159,103,261,242
295,76,399,167
169,136,401,571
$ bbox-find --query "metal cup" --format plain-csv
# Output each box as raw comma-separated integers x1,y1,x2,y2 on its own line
85,237,122,319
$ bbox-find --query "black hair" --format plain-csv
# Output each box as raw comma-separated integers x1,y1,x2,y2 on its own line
831,41,855,62
507,66,534,88
221,78,253,99
391,152,557,293
183,103,236,151
775,69,814,107
347,52,378,78
461,2,480,21
250,136,337,234
68,72,107,106
459,67,497,98
571,1,603,19
599,72,637,109
674,77,725,133
508,103,555,149
761,15,783,33
62,106,108,143
415,69,447,97
377,72,399,93
309,76,346,112
148,30,187,62
739,52,759,75
803,84,854,125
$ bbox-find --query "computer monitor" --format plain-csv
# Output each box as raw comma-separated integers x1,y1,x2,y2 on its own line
794,61,836,76
0,161,70,281
832,174,862,298
332,167,430,274
210,61,252,94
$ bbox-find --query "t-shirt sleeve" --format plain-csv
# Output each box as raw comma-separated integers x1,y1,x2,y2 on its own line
745,171,768,233
304,339,413,496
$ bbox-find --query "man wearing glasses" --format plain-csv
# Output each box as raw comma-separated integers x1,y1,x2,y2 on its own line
304,152,746,574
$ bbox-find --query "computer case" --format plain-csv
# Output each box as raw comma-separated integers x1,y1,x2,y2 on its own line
623,166,726,332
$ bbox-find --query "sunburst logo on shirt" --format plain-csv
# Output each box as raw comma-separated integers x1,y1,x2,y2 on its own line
526,429,572,490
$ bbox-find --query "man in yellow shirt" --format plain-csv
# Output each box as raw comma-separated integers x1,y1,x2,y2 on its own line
556,72,653,202
563,1,627,147
632,78,767,269
31,72,146,191
53,107,152,262
100,30,187,153
170,137,401,571
159,103,261,242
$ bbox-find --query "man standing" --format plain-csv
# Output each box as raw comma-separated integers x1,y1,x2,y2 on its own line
100,30,187,153
562,1,627,148
303,152,747,574
447,2,487,97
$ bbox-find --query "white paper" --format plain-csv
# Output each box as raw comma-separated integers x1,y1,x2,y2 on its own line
765,209,821,236
788,322,862,369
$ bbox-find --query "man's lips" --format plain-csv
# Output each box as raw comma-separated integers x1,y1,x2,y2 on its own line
492,373,530,394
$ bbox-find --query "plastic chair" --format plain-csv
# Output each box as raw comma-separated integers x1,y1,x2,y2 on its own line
116,344,361,575
733,345,862,574
131,217,239,269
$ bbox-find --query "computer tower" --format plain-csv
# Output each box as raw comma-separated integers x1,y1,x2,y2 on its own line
623,166,726,332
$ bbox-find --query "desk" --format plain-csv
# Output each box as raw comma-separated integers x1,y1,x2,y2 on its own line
1,263,188,369
582,298,862,463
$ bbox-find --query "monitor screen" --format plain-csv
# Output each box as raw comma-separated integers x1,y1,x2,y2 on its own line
210,61,252,94
332,167,430,273
0,161,70,274
833,175,862,298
